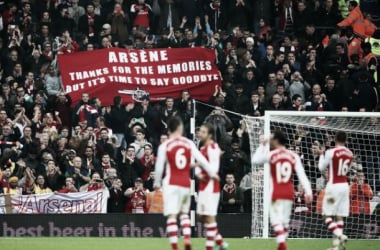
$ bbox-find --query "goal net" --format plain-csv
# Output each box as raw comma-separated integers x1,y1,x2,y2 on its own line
245,111,380,239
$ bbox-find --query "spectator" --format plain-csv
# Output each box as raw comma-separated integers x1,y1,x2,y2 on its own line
267,93,284,111
108,3,129,43
33,175,53,194
246,91,265,117
55,5,76,36
220,173,244,213
44,65,61,97
65,156,90,190
289,71,310,101
73,93,98,127
100,153,117,174
350,172,374,215
80,172,106,192
78,3,102,43
139,143,156,181
58,177,78,193
131,129,149,159
124,177,149,214
119,146,142,189
45,160,64,191
104,168,118,188
68,0,85,26
3,176,22,195
108,178,126,213
130,0,152,29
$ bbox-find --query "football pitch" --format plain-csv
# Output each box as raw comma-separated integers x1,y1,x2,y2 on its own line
0,238,378,250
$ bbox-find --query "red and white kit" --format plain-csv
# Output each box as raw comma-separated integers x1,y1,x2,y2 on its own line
196,142,221,216
319,146,353,217
253,145,312,227
154,136,215,216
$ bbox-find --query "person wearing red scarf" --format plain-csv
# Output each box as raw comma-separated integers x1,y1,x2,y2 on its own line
130,0,153,29
220,173,244,213
78,3,102,43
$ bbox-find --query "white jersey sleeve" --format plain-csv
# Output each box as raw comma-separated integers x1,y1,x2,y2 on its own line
294,154,312,196
154,143,167,188
207,144,221,175
318,149,333,172
252,144,270,165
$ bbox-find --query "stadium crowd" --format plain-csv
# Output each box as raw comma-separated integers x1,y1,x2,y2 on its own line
0,0,379,215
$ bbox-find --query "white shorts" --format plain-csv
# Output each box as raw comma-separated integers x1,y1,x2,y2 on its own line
163,185,191,216
323,183,349,217
197,191,220,216
270,199,293,226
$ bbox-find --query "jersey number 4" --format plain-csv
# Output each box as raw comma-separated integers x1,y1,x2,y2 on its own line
275,162,292,183
175,148,187,169
337,159,350,176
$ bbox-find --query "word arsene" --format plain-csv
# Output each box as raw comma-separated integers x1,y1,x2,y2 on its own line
109,50,169,64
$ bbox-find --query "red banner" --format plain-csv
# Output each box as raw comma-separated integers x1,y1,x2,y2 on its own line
58,47,221,106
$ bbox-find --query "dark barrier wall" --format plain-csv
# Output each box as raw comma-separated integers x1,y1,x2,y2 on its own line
1,214,378,238
0,214,251,238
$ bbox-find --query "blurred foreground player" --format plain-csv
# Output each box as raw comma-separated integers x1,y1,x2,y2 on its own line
196,123,228,250
252,130,312,250
154,117,217,250
317,131,353,250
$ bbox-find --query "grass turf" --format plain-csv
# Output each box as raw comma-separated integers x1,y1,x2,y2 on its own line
0,238,379,250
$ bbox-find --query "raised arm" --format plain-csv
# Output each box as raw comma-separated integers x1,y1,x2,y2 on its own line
318,149,332,172
295,155,312,197
252,144,270,165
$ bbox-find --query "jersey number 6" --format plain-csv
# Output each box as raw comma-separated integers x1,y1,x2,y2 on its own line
175,148,187,169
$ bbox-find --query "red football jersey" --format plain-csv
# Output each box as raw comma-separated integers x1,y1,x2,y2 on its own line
199,142,220,193
321,146,353,184
164,137,192,188
269,148,297,201
155,136,215,189
252,145,312,202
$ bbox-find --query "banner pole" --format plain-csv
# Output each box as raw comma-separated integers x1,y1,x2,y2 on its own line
190,99,197,236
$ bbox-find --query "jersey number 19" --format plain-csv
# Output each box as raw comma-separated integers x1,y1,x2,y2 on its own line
275,162,292,183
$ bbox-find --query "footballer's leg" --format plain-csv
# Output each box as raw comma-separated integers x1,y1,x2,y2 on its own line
271,200,287,250
282,200,293,241
179,189,192,250
336,184,350,250
336,216,347,250
164,186,181,250
180,213,191,250
323,186,343,250
204,216,217,250
167,214,179,250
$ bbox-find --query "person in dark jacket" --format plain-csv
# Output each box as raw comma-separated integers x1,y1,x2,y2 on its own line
108,178,126,213
220,173,244,213
78,3,102,43
119,145,142,189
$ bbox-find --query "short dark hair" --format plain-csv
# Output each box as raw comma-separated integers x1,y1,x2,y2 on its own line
335,131,347,143
272,130,287,146
292,94,302,101
201,123,215,138
167,116,183,133
251,91,259,97
349,1,358,8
